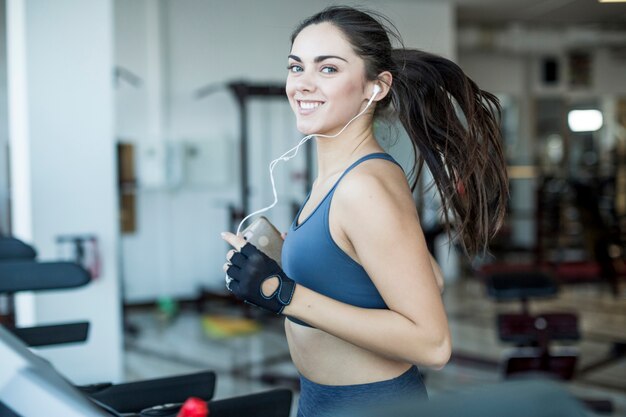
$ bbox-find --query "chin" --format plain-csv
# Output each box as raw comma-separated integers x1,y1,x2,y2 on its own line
295,121,321,136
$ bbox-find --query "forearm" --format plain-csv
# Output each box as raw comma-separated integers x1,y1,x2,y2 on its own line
283,284,451,368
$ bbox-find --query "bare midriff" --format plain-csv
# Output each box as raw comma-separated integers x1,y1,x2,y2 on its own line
284,318,412,386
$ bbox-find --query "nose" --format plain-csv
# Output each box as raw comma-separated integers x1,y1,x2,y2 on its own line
292,70,316,95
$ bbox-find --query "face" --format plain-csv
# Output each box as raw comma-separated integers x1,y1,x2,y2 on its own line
286,22,371,136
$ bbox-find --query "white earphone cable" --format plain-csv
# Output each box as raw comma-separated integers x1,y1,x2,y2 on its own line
236,88,380,235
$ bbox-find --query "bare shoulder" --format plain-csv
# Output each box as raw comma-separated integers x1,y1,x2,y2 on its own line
331,157,421,248
334,157,415,213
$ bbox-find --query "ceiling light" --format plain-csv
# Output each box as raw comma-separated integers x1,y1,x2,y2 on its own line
568,109,603,132
598,0,626,3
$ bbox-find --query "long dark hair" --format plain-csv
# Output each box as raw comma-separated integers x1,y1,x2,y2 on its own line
291,6,509,256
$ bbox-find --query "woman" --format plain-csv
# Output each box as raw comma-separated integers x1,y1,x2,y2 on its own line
221,6,508,417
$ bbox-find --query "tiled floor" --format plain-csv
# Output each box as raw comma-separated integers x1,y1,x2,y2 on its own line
124,278,626,416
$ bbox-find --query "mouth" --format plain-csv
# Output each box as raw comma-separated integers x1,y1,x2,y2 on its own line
297,100,325,113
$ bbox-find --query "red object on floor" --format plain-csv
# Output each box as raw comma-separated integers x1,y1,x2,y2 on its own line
177,397,209,417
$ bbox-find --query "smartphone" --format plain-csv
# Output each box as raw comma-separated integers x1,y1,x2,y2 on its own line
241,216,284,266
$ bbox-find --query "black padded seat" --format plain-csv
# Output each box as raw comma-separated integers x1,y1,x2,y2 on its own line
497,313,580,344
0,261,90,293
0,237,92,348
486,270,558,301
8,322,89,347
0,237,37,261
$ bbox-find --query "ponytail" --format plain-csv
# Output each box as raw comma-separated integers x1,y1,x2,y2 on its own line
390,49,509,255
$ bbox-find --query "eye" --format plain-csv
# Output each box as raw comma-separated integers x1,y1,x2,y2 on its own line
287,64,303,73
321,66,337,74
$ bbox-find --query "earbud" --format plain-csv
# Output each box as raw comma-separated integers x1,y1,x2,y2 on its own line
372,84,381,97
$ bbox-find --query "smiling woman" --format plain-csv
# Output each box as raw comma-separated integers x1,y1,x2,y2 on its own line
221,5,509,417
285,24,374,137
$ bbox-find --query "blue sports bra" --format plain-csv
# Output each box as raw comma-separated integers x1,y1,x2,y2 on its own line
281,153,403,327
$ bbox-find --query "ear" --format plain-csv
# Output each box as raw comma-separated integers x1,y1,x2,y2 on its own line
368,71,392,102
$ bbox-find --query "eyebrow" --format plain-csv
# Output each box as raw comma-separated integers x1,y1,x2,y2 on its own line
288,54,348,63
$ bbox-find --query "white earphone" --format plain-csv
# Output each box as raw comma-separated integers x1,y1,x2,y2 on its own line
236,83,383,234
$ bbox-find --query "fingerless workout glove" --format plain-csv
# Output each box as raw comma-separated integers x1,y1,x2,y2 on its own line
226,243,296,314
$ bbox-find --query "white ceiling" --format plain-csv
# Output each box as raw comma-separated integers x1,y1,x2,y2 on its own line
452,0,626,27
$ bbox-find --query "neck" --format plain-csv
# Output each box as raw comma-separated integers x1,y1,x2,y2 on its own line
314,121,382,180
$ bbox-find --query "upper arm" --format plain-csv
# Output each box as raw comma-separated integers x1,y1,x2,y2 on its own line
333,164,447,331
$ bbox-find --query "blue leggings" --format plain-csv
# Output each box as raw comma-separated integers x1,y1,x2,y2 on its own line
297,366,428,417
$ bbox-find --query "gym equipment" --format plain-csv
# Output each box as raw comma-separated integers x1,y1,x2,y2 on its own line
0,325,291,417
0,325,108,417
136,389,292,417
81,371,216,415
0,237,218,415
485,270,579,378
0,238,36,260
534,177,624,295
484,269,614,413
0,236,91,347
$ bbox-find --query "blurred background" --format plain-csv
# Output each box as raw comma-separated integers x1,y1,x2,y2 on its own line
0,0,625,416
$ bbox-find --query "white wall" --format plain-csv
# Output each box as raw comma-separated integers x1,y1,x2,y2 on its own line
458,23,626,99
115,0,455,301
458,52,528,96
8,0,123,384
0,0,9,235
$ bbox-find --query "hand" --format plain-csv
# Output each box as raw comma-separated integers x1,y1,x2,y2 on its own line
221,232,296,314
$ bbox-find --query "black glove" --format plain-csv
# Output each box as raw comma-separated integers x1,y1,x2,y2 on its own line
226,243,296,314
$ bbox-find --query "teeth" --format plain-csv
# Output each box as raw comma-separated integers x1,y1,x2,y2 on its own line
299,101,322,110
